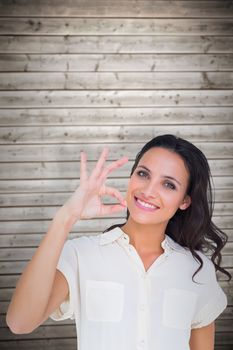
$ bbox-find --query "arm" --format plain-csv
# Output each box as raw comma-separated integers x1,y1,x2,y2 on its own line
6,148,128,334
6,209,75,334
189,322,215,350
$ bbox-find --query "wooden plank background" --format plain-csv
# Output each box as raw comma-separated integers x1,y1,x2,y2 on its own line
0,0,232,349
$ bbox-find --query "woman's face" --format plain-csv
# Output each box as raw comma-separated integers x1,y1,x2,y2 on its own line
126,147,191,226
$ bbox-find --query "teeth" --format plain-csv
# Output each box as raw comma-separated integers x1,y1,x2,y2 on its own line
137,198,157,209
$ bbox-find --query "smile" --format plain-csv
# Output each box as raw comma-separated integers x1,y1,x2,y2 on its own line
134,196,160,211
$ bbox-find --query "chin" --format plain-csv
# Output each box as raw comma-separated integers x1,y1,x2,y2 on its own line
127,211,160,226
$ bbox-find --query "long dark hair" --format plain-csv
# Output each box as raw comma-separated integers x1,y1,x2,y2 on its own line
105,134,231,282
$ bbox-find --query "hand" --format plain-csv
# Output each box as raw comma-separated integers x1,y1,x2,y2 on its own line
62,147,128,221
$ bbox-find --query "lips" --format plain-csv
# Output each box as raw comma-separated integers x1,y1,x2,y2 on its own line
134,196,160,211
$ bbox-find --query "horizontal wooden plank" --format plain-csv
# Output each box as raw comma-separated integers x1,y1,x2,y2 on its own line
1,54,233,72
0,275,20,288
0,191,232,209
1,125,233,143
0,1,232,18
216,319,233,332
216,331,233,345
0,108,233,126
1,125,233,144
0,90,232,108
0,158,232,179
0,176,232,193
0,36,233,54
0,142,233,163
0,126,233,147
1,72,233,90
0,18,233,35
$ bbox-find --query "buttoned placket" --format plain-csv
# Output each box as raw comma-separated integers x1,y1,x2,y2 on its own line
137,272,150,350
118,234,171,350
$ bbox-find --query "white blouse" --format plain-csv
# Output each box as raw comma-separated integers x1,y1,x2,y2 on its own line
50,226,227,350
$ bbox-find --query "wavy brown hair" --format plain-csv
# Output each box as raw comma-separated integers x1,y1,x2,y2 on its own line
105,134,231,283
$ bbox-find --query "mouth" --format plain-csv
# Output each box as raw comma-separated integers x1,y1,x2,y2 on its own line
134,196,160,212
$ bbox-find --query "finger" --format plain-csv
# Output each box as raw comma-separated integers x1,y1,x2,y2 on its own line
99,156,128,183
100,203,127,216
101,186,127,207
80,151,88,182
90,147,109,180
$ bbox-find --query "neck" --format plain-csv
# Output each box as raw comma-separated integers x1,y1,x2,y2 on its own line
121,217,167,254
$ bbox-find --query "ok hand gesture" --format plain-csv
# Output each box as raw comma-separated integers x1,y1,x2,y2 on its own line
63,147,128,222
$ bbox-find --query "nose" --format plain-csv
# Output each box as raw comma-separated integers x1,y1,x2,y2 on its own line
141,181,158,199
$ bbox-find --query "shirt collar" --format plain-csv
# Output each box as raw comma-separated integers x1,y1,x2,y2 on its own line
99,226,188,254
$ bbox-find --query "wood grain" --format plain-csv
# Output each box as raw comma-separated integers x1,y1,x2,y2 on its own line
0,1,232,18
1,36,233,54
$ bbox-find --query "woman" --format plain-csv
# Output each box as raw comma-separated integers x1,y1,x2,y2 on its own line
6,134,230,350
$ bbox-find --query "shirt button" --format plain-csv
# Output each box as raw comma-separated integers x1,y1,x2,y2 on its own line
140,304,146,311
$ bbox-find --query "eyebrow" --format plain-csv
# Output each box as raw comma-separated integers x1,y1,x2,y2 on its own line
137,165,182,186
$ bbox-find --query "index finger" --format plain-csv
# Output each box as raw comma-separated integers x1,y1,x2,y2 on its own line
99,156,129,182
90,147,109,179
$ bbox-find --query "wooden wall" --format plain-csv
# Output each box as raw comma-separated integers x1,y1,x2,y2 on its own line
0,1,232,349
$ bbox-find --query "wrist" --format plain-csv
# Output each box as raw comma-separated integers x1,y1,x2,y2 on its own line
53,206,81,231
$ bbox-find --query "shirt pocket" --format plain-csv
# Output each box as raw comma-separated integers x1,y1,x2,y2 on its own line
86,280,124,322
162,288,197,330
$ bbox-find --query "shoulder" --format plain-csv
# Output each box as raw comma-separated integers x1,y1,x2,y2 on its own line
192,250,215,272
167,235,215,273
170,239,216,280
181,248,218,284
194,250,217,278
184,247,215,269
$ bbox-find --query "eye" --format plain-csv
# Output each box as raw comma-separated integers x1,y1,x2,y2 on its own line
164,181,176,190
136,170,149,178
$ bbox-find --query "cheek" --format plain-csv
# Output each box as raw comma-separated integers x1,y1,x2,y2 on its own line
126,177,140,201
163,192,186,208
127,176,138,192
126,181,134,201
156,188,184,205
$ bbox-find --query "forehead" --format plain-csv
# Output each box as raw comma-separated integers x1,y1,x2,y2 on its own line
138,147,189,178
